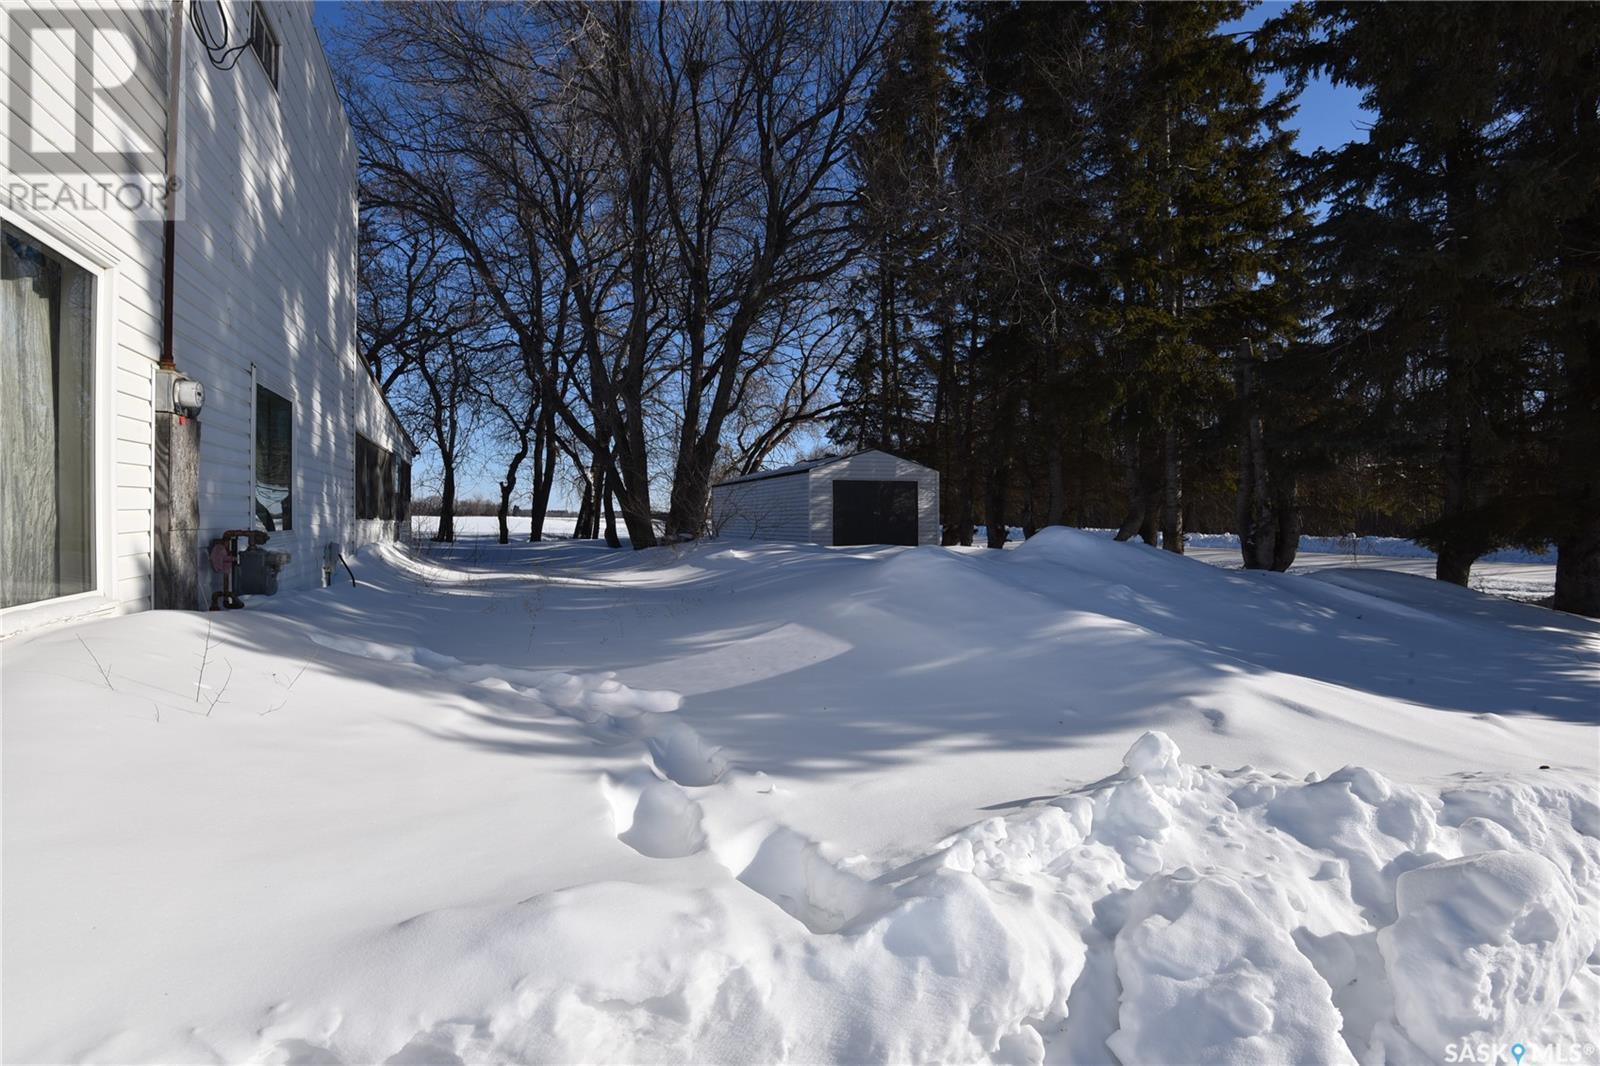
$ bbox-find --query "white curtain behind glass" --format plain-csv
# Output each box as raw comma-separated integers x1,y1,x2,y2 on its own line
2,227,95,608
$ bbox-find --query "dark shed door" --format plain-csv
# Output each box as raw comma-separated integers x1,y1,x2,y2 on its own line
832,480,918,546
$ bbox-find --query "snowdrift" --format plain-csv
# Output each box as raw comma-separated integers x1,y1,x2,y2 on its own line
82,736,1600,1063
2,528,1596,1064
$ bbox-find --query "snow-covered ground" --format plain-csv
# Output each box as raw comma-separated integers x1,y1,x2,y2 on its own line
3,525,1596,1064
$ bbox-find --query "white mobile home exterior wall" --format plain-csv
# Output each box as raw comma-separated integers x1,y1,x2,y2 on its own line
174,0,367,597
1,1,409,636
351,370,414,548
2,3,167,632
711,450,940,546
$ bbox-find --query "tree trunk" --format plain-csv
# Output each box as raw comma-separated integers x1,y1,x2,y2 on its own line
1046,449,1064,528
985,463,1009,549
575,490,593,541
1551,83,1600,616
1139,507,1158,547
960,301,979,549
611,353,656,548
583,439,608,540
435,463,456,543
496,423,531,546
1115,429,1162,545
1113,432,1145,542
1553,319,1600,615
1435,375,1477,587
1434,139,1481,588
1160,423,1182,554
1270,474,1299,572
934,304,957,545
528,415,546,543
496,484,513,545
1436,542,1476,587
956,446,976,546
665,437,714,541
1236,353,1275,570
662,302,762,541
602,472,621,549
1554,517,1600,617
986,396,1013,549
613,475,654,547
528,411,558,542
947,438,972,544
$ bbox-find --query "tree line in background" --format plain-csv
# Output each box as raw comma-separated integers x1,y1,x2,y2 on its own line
335,1,1599,617
344,1,883,550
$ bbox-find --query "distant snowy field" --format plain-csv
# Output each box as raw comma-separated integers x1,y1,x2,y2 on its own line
4,526,1596,1063
955,523,1560,604
413,512,580,539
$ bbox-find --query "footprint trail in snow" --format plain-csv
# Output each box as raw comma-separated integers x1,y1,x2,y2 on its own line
304,630,877,934
293,630,1600,1065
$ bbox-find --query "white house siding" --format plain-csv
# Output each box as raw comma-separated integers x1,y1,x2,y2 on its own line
1,2,407,636
2,2,168,633
711,471,812,542
174,0,362,597
805,451,940,546
350,368,413,550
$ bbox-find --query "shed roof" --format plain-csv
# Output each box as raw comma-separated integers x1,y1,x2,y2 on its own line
711,449,927,488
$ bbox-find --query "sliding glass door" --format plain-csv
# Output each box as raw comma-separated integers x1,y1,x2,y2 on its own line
1,223,96,608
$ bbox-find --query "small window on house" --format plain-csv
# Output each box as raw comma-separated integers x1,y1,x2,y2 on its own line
255,386,292,531
356,436,376,520
249,1,279,90
378,447,395,520
356,435,401,521
396,457,411,522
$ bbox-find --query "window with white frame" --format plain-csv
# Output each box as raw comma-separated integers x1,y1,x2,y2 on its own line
249,1,279,90
254,385,292,531
1,222,96,608
356,435,410,521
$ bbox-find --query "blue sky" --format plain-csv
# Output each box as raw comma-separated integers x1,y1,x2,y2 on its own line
313,0,1372,153
1223,1,1374,154
314,1,1371,508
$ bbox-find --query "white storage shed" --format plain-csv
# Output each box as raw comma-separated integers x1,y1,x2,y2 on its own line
711,450,940,546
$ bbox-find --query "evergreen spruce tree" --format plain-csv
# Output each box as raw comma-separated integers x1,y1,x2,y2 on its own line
832,3,952,457
1281,3,1544,586
1495,3,1600,615
1094,2,1297,554
1221,19,1316,571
